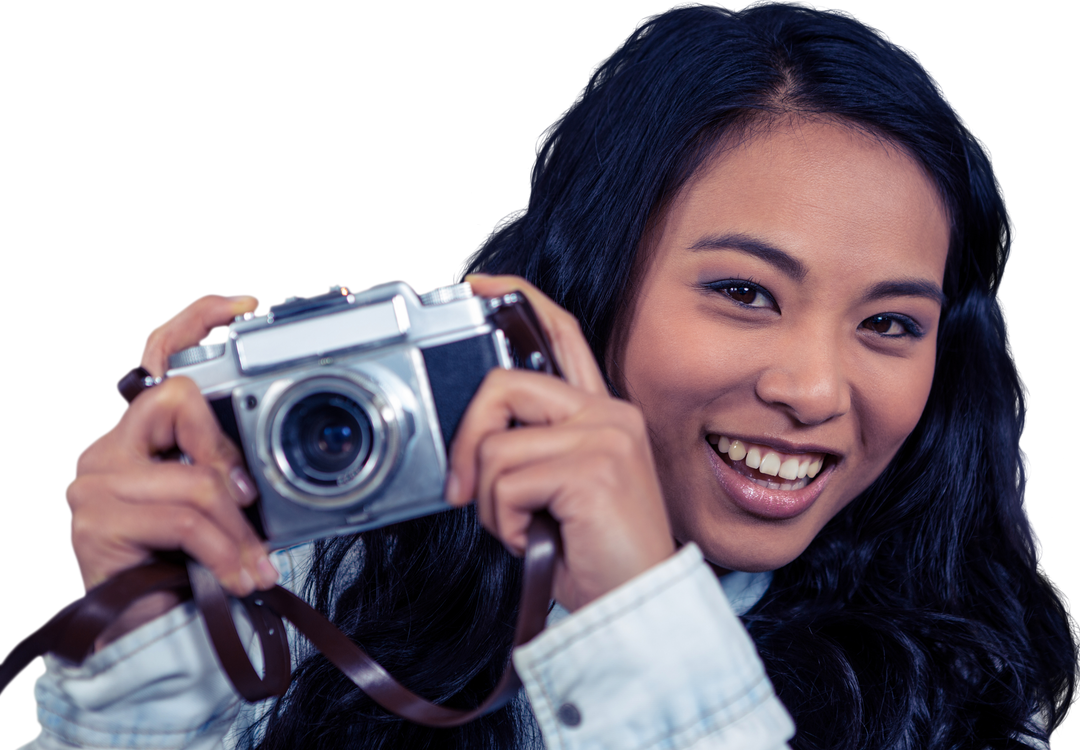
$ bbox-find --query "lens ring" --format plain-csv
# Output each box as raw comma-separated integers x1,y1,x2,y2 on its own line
261,372,403,509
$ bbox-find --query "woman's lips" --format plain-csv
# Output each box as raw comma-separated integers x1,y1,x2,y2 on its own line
705,436,835,520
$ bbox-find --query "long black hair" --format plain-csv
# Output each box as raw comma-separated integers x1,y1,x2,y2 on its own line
251,5,1077,748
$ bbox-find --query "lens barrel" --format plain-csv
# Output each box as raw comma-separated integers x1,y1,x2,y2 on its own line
263,373,401,509
280,392,373,486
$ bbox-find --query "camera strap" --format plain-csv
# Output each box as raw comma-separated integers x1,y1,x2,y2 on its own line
0,512,559,726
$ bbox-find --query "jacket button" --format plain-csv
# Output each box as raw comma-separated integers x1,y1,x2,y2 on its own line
556,702,582,727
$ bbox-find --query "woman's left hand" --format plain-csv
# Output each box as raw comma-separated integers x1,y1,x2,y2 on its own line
446,274,675,612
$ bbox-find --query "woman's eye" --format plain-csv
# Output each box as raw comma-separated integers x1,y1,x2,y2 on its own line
860,314,921,338
707,280,776,309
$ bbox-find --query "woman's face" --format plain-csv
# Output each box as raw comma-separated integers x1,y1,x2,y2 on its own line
611,119,950,573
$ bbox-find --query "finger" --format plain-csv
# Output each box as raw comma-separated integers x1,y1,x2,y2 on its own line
464,274,607,395
478,449,632,554
472,423,588,532
114,378,251,492
67,468,275,590
80,377,252,504
482,452,672,589
473,420,647,544
478,462,556,556
71,497,261,596
446,368,592,506
141,295,258,377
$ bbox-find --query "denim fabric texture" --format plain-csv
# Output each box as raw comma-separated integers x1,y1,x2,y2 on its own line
25,545,793,750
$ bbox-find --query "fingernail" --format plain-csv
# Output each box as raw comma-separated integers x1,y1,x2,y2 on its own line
229,467,259,504
256,556,279,588
238,568,256,595
228,296,258,315
444,470,460,504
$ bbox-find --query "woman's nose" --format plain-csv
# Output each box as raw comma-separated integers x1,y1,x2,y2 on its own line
754,330,851,426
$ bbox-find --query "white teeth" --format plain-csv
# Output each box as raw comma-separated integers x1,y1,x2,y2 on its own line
779,457,800,480
745,446,762,469
708,434,828,487
745,475,810,491
759,452,781,477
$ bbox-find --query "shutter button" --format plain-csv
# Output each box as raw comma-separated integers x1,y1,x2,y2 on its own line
556,702,582,727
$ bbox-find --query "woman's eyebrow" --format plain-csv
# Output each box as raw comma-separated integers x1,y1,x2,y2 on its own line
689,234,947,306
689,233,807,281
861,279,947,306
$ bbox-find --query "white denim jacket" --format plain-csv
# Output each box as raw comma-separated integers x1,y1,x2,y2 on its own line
25,543,794,750
14,540,1045,750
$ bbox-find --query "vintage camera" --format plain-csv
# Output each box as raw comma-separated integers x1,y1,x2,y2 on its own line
167,281,559,549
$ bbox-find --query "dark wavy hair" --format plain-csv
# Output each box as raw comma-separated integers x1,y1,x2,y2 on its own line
249,5,1077,748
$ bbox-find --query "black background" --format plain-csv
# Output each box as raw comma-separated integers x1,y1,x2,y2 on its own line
6,2,1071,747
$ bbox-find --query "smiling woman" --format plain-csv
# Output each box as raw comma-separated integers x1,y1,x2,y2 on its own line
616,120,950,573
458,5,1078,746
8,3,1078,750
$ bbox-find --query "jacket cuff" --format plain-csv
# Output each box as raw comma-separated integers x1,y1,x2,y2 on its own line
25,542,314,750
513,544,794,750
30,601,242,749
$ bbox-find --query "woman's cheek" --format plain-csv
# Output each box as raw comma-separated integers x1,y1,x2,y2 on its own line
856,354,937,480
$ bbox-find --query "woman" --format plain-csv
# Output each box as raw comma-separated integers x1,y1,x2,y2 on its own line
26,4,1076,749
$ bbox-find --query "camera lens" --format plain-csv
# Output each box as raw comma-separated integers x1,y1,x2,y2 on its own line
280,392,373,486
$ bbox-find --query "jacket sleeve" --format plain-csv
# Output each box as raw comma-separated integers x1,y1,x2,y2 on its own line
21,545,312,750
513,543,795,750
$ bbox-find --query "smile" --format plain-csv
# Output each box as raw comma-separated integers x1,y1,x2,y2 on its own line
707,435,826,491
704,434,836,520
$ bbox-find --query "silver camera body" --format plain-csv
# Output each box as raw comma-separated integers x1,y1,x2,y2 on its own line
168,281,553,549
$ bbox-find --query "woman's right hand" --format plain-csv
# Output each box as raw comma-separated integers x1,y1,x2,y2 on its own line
67,295,280,641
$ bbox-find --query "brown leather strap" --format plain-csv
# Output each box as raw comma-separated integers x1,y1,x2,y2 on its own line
189,561,292,701
0,513,560,727
0,562,192,693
